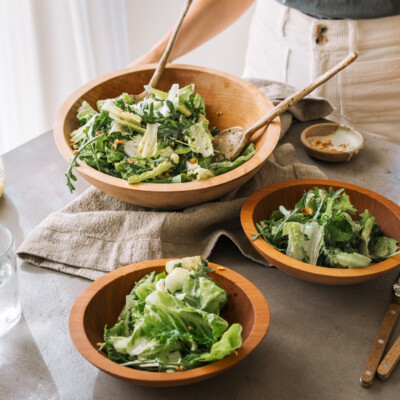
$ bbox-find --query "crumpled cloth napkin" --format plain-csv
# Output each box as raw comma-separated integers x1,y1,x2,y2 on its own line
17,80,332,280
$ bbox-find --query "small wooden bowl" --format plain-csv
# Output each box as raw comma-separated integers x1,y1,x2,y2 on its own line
54,64,280,209
241,179,400,285
69,259,270,387
301,123,364,162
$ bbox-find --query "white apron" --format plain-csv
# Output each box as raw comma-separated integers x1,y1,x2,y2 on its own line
243,0,400,143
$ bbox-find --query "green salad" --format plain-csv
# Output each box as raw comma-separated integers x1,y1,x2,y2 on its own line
253,187,398,268
102,257,242,372
66,83,255,192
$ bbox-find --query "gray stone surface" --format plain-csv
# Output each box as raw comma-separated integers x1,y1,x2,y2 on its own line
0,127,399,400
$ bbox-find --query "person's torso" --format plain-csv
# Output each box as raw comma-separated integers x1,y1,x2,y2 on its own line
275,0,400,19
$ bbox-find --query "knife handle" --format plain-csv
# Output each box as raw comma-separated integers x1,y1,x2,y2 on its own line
377,334,400,380
360,303,400,387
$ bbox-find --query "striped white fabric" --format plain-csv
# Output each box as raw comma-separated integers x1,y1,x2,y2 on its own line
243,0,400,143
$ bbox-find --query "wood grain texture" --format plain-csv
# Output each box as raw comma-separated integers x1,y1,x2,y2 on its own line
238,53,358,157
377,326,400,380
360,302,400,386
214,52,357,161
240,179,400,285
69,259,270,387
136,0,192,101
54,64,280,209
300,123,364,163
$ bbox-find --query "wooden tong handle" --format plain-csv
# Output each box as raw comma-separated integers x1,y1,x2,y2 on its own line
244,52,358,139
377,332,400,380
360,303,400,387
138,0,193,98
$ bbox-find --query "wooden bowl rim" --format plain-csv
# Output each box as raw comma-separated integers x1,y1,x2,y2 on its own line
300,123,364,158
69,259,270,386
54,64,280,194
240,179,400,280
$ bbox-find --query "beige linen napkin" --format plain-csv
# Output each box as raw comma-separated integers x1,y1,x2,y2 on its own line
17,80,332,280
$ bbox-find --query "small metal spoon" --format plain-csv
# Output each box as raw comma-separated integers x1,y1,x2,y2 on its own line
213,52,358,160
134,0,193,102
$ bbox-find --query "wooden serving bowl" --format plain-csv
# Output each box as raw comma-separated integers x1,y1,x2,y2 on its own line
69,259,270,387
54,64,280,209
241,179,400,285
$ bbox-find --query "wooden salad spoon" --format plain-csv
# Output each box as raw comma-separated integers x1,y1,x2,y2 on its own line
134,0,193,102
213,52,359,160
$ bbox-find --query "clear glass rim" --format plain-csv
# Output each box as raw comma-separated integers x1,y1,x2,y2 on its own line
0,224,14,258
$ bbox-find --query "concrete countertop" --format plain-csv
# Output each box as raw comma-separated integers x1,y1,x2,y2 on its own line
0,125,399,400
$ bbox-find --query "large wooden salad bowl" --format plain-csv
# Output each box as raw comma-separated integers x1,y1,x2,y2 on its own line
69,259,270,387
54,64,280,209
241,180,400,285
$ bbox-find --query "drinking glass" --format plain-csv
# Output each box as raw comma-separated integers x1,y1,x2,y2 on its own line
0,224,21,335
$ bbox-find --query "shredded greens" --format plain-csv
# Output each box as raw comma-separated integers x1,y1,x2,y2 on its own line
253,187,399,268
102,257,242,372
66,84,255,192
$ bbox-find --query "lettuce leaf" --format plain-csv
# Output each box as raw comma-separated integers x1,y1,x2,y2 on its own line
179,84,195,102
193,93,205,114
104,263,241,372
123,135,143,158
333,192,357,215
324,248,371,268
325,212,359,243
283,222,305,261
101,99,142,126
121,93,134,105
371,236,398,259
138,123,159,158
143,290,228,346
282,221,324,264
77,101,97,124
210,143,255,175
144,85,168,100
158,84,180,117
187,163,215,181
178,276,227,314
197,323,242,362
105,146,125,163
127,161,172,184
151,173,187,183
302,221,324,265
359,211,376,257
187,119,214,157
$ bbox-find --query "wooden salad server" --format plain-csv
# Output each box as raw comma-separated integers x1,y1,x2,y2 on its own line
377,332,400,380
213,51,358,160
360,272,400,387
134,0,193,102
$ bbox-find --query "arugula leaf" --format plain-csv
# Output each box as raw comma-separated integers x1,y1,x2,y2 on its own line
65,133,105,193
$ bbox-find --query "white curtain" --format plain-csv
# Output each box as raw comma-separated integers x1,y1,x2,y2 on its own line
0,0,130,154
0,0,254,154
